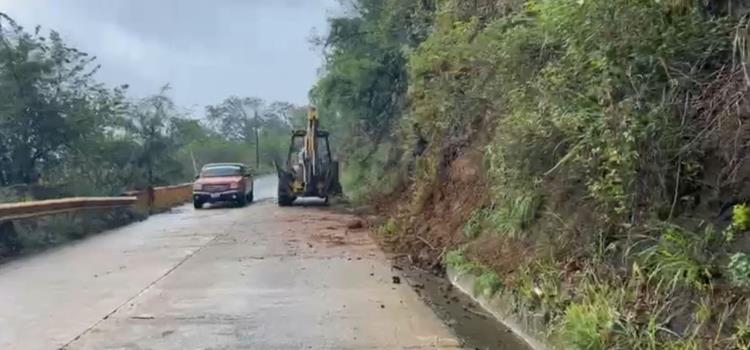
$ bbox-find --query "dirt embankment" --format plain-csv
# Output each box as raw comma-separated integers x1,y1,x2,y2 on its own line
368,146,489,270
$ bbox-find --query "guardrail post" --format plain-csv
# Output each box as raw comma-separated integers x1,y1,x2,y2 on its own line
0,220,21,256
147,186,155,214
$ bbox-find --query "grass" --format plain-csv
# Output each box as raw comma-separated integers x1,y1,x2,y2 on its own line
378,218,398,237
444,249,503,297
638,226,713,290
463,209,485,239
444,248,477,272
487,193,540,238
560,296,615,350
731,310,750,349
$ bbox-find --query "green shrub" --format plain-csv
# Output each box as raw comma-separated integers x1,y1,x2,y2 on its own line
725,204,750,242
733,204,750,231
728,253,750,288
340,144,400,203
474,270,503,297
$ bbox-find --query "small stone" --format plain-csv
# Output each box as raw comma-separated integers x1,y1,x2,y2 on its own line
392,276,401,284
380,304,385,309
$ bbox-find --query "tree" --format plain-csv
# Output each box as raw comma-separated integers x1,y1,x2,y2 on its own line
311,0,435,163
0,13,122,185
205,96,264,144
206,96,265,168
126,86,183,187
264,101,295,126
205,97,299,170
0,12,297,197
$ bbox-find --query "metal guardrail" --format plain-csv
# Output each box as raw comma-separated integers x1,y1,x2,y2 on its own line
0,197,137,221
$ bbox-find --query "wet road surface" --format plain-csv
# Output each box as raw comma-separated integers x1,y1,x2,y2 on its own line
0,177,461,349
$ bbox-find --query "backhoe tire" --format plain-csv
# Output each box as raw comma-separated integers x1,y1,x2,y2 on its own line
278,194,294,207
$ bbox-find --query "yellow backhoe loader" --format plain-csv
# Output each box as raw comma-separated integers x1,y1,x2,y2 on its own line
274,107,342,206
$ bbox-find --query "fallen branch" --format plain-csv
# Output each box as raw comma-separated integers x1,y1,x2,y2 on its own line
416,235,437,250
544,142,582,177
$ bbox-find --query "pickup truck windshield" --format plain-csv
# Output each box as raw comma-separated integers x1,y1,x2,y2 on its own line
201,166,242,177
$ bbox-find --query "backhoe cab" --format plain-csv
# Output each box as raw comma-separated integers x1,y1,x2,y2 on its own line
275,107,342,206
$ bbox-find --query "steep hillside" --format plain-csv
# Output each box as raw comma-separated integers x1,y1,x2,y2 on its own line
315,0,750,348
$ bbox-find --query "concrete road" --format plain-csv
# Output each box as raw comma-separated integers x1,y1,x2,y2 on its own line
0,177,461,350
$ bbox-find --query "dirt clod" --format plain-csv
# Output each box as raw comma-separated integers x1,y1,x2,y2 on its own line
392,276,401,284
347,219,365,229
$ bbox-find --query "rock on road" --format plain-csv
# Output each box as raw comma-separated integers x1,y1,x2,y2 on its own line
0,177,461,349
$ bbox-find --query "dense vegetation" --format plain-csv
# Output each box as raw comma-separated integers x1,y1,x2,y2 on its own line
317,0,750,348
0,13,301,201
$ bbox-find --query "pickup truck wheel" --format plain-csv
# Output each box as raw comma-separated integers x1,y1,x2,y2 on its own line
247,191,254,203
236,194,247,207
193,200,203,209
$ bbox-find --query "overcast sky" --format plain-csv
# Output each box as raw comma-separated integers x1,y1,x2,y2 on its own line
0,0,338,112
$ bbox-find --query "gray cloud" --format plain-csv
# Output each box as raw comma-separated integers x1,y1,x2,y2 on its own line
0,0,336,111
